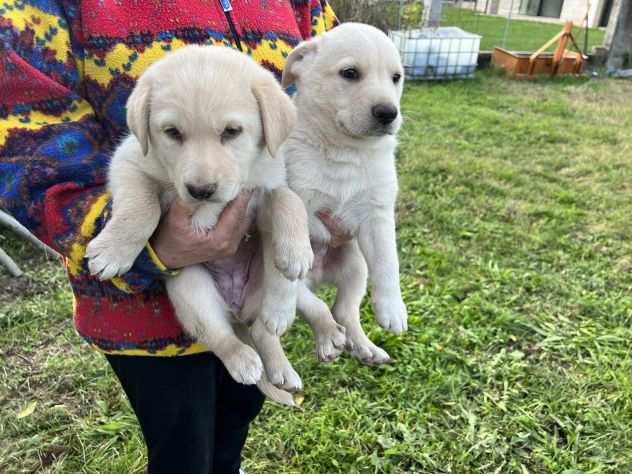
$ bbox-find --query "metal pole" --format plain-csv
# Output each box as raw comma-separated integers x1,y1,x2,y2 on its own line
501,0,516,49
0,246,22,277
583,1,591,55
424,0,443,28
0,210,59,256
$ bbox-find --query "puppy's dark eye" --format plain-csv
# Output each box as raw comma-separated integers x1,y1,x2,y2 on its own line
392,73,402,84
221,125,243,142
164,127,183,142
340,67,360,81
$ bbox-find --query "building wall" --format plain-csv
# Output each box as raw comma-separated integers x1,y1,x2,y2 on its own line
474,0,609,27
474,0,519,16
560,0,604,27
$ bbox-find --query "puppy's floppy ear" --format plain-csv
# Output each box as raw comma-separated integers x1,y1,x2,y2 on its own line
126,74,151,155
281,39,319,89
252,72,296,157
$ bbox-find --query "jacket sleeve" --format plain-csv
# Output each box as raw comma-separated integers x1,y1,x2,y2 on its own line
0,2,177,294
292,0,339,40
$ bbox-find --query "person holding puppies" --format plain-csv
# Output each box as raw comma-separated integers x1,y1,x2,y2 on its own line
0,2,341,473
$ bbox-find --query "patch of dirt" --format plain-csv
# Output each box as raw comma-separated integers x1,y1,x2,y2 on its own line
0,232,66,305
0,269,61,305
39,445,67,470
1,274,38,302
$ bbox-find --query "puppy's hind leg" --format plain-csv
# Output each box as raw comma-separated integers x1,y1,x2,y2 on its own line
166,265,263,385
232,323,296,406
328,241,391,365
250,318,303,393
242,282,302,392
297,284,346,363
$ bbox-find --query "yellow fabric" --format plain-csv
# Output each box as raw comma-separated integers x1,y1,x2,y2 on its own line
92,342,209,357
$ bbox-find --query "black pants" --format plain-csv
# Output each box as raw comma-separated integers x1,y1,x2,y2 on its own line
106,352,265,474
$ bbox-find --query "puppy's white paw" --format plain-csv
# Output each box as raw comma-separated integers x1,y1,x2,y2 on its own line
346,336,391,365
265,360,303,393
315,323,346,362
85,232,144,280
274,238,314,281
373,297,408,334
261,300,295,336
191,205,220,234
222,345,264,385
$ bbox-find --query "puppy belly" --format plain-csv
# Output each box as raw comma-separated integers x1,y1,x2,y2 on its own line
203,231,261,315
306,240,346,287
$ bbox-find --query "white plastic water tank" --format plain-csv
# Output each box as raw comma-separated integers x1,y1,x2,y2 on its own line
389,27,481,80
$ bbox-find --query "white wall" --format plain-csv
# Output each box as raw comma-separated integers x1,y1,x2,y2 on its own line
474,0,608,27
560,0,604,27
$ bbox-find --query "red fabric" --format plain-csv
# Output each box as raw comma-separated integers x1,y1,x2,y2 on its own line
79,0,301,38
0,51,70,106
74,293,183,345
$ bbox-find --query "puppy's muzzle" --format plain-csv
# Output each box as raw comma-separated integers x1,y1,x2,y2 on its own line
371,104,398,126
186,183,218,201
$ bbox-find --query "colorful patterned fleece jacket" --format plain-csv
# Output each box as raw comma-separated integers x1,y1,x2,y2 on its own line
0,0,336,356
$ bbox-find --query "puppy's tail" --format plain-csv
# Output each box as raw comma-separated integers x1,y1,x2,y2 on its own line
256,376,296,407
233,323,296,407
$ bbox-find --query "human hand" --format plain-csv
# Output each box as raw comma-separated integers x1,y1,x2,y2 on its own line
151,192,253,269
317,209,353,248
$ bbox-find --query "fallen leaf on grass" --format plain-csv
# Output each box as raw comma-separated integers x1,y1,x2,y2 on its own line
293,393,305,406
16,401,37,419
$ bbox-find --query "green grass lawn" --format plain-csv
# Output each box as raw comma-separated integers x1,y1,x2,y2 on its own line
442,7,606,52
2,71,632,473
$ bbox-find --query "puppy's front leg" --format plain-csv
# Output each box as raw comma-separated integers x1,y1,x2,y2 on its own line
269,187,314,281
358,209,408,334
86,160,161,280
166,265,263,385
256,188,311,336
258,228,298,336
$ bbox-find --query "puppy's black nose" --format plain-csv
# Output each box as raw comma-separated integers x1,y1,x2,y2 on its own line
372,104,398,125
186,183,217,201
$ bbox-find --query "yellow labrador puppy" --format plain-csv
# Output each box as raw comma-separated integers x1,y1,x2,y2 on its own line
280,23,408,364
86,46,311,400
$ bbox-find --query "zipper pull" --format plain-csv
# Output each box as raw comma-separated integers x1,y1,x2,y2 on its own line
219,0,233,12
